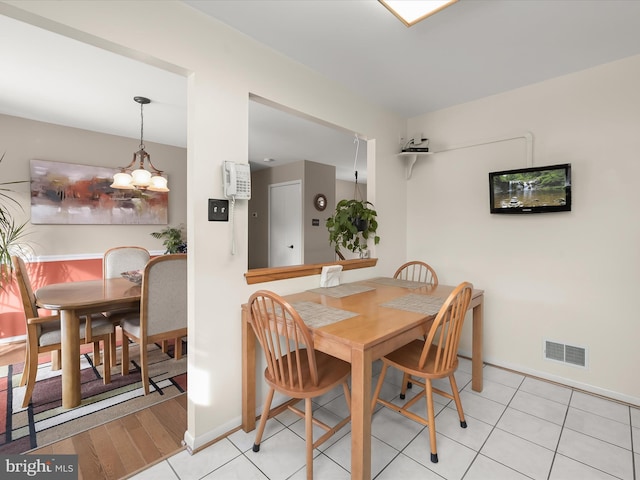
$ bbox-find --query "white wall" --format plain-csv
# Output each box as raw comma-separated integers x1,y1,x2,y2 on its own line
406,55,640,404
2,0,407,449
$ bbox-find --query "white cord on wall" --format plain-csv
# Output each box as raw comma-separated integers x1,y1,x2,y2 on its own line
431,131,534,167
230,196,237,255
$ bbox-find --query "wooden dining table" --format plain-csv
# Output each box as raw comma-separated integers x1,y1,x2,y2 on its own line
35,277,141,408
241,277,484,480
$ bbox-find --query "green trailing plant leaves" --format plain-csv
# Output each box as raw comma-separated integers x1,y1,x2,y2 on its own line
326,199,380,257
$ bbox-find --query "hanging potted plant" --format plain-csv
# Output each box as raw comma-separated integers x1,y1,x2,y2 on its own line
326,198,380,258
150,224,187,254
325,134,379,259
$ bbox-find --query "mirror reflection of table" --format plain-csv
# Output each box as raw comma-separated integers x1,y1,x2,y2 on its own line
242,278,484,480
35,278,141,408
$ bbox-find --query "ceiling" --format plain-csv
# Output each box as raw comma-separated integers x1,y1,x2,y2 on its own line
2,1,640,181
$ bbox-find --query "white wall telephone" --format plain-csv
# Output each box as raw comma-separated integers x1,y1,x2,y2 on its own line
223,161,251,200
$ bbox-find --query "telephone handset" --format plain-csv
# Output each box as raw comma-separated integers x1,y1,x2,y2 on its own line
223,161,251,200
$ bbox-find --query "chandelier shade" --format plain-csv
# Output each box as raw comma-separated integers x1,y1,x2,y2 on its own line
111,96,169,192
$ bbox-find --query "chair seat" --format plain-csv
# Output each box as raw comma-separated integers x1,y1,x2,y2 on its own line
120,314,141,338
264,350,350,398
39,313,114,347
383,339,459,380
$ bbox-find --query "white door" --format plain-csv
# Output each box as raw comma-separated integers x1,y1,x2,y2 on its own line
269,181,302,267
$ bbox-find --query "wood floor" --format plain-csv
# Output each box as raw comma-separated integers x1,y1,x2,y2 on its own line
1,341,187,480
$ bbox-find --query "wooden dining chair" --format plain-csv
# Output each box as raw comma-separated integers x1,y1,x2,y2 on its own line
12,256,115,408
247,290,351,480
370,281,473,464
102,246,150,366
394,260,439,396
394,260,438,286
120,254,187,395
103,246,150,280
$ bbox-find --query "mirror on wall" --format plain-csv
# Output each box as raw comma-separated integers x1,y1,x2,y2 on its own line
248,97,367,270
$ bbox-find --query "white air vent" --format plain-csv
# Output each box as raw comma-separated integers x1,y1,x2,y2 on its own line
543,340,587,368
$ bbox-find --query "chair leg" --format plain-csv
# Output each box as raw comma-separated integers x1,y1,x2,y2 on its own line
20,346,30,387
141,342,149,395
342,381,352,412
22,333,40,408
174,338,183,359
253,388,275,452
305,397,313,480
425,379,438,463
371,362,388,411
400,372,412,399
121,335,130,376
449,374,467,428
161,340,169,353
51,349,61,371
110,328,118,367
93,341,102,366
102,336,111,384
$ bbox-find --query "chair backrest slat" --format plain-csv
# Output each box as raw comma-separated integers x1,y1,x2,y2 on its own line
419,282,473,373
394,261,438,285
248,290,318,390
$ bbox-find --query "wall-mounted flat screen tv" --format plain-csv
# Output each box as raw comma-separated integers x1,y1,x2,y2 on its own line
489,163,571,214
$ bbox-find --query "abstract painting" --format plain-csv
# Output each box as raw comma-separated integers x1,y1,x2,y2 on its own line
30,159,168,224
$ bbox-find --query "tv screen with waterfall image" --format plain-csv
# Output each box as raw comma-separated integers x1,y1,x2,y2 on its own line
489,163,571,214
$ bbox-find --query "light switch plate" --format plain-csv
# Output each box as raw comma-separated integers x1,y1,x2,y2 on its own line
208,199,229,221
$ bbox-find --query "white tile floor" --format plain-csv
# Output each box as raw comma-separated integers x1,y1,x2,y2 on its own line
131,359,639,480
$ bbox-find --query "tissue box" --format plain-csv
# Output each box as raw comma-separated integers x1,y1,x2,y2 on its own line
320,265,343,287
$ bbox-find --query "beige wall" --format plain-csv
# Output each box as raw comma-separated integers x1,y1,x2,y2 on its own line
303,160,336,264
0,114,187,257
406,54,640,404
336,178,367,204
1,0,407,450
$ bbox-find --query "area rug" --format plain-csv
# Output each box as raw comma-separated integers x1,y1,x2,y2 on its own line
0,341,187,454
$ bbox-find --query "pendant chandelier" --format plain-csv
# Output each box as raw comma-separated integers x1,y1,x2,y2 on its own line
111,96,169,192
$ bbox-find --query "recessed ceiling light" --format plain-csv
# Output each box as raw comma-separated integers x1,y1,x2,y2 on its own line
379,0,458,27
263,158,275,163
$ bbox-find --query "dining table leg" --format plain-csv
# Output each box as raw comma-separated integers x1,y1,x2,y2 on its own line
60,309,81,408
242,306,257,432
350,347,372,480
471,294,484,392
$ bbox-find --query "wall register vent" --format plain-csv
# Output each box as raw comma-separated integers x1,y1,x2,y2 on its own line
543,340,587,368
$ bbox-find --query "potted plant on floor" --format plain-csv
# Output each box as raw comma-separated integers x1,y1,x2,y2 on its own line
326,198,379,259
150,224,187,254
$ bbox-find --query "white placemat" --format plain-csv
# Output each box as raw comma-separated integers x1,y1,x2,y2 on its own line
368,277,431,289
307,284,374,298
291,301,359,328
380,294,445,315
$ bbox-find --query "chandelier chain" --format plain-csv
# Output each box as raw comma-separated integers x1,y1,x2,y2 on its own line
139,101,145,151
